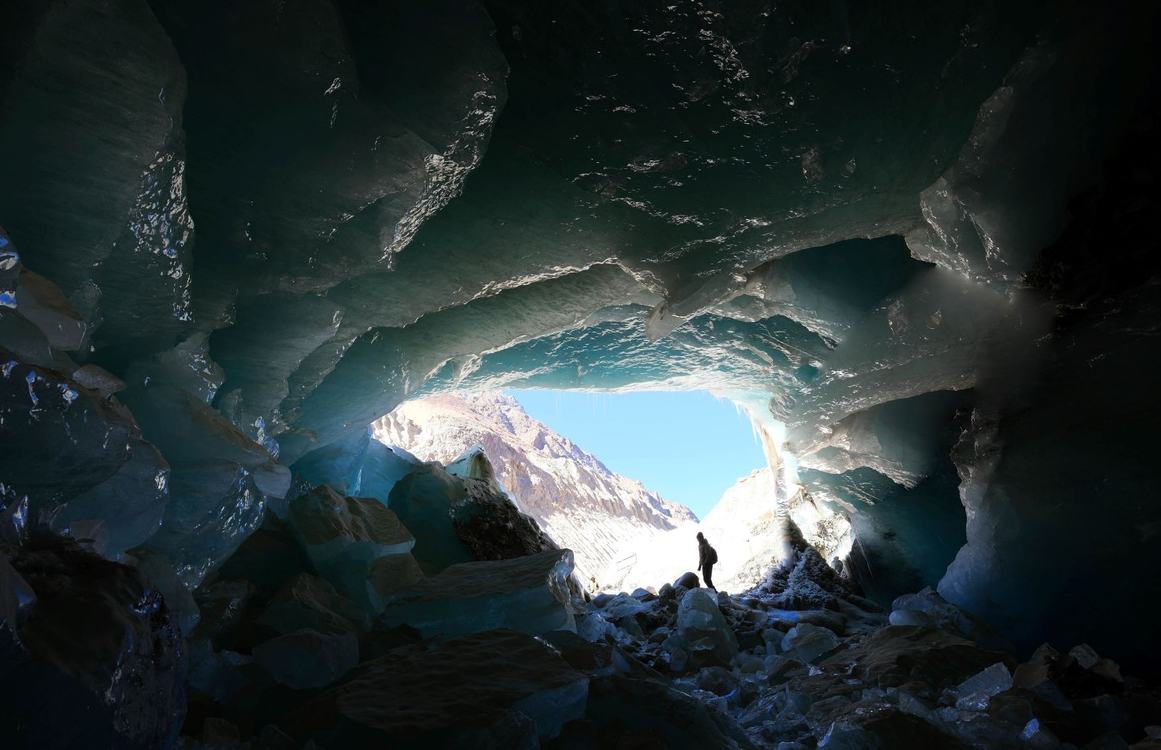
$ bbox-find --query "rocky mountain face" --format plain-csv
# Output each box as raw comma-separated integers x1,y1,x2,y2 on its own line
373,391,696,586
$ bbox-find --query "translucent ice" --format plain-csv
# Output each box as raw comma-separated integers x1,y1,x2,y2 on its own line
287,486,415,613
377,548,577,640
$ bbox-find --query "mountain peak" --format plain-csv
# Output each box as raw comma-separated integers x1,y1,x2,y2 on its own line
373,391,697,586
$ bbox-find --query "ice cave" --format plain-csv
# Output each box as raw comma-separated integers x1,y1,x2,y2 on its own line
1,0,1160,747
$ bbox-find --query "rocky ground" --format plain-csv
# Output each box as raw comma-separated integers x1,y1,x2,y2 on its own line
579,525,1161,749
4,452,1161,749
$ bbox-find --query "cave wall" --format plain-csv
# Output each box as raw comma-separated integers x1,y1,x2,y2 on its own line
1,0,1159,672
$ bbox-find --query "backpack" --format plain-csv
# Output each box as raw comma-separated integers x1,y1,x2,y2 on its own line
707,545,718,565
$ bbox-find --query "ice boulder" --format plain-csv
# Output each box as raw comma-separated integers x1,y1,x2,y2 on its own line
890,587,1007,649
121,382,293,587
673,588,738,667
212,512,311,597
388,462,556,573
600,592,651,621
252,628,359,690
781,623,841,664
952,662,1013,710
0,356,170,555
256,572,365,636
297,629,588,745
378,548,578,640
291,429,420,504
0,532,186,750
287,486,416,614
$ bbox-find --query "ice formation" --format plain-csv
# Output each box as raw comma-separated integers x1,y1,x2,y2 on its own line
1,0,1160,745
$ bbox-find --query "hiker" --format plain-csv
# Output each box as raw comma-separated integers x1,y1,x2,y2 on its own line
696,532,718,590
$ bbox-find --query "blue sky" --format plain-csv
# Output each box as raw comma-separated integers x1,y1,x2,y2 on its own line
507,389,767,518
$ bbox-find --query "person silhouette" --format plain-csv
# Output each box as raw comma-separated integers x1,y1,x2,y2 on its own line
696,531,718,590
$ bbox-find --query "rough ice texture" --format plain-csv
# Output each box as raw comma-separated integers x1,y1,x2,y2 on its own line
377,548,577,640
0,532,186,749
0,0,1158,677
298,629,588,745
287,486,415,614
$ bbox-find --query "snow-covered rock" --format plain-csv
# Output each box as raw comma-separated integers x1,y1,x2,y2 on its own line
374,391,696,586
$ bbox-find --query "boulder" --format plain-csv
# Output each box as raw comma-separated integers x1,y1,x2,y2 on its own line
817,704,969,749
0,532,185,750
890,587,1008,649
388,463,556,573
600,592,651,621
256,572,365,636
556,674,755,749
673,588,738,667
781,623,841,664
287,486,415,613
296,629,588,746
0,356,170,559
823,626,1013,696
952,662,1013,710
252,628,359,690
674,571,701,589
378,549,578,639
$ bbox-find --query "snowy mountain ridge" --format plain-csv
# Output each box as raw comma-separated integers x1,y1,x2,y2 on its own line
372,391,697,587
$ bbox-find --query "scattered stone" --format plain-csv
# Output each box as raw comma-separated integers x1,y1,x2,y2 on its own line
781,623,841,664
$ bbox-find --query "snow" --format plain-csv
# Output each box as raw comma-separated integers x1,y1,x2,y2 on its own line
608,468,851,594
373,391,696,587
373,391,852,594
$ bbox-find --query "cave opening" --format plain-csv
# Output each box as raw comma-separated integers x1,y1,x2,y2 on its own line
371,387,859,595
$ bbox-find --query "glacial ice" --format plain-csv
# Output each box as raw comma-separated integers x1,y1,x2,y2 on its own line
302,629,588,745
287,486,415,613
0,0,1157,700
252,628,359,690
377,548,578,640
780,623,841,664
671,588,739,667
